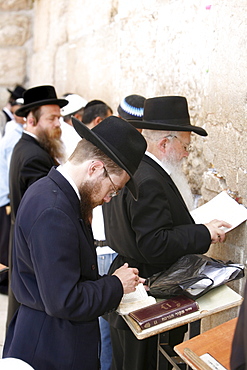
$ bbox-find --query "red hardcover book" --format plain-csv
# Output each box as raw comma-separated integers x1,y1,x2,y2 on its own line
128,295,199,330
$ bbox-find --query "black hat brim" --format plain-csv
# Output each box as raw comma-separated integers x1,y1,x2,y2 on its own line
129,119,207,136
15,98,68,117
71,117,139,200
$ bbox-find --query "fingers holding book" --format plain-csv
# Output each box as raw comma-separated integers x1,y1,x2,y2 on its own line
204,219,232,243
112,262,146,294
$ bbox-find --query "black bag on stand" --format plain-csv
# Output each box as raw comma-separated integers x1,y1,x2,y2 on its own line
147,254,244,300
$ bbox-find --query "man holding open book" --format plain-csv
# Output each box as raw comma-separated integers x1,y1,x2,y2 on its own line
103,96,231,370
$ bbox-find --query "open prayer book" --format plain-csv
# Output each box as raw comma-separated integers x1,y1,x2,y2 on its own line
116,283,156,315
191,191,247,232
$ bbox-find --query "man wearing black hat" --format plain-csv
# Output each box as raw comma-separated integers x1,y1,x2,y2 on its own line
3,115,147,370
6,85,68,327
103,96,231,370
0,85,26,138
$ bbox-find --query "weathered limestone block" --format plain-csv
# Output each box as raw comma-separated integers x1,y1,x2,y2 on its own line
202,306,240,333
33,0,67,51
0,0,32,11
201,170,228,200
0,14,31,46
0,48,26,85
29,48,55,87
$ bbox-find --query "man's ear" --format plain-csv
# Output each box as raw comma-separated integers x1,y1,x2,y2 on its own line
26,114,37,127
74,112,83,121
158,137,169,153
92,116,103,128
88,160,104,177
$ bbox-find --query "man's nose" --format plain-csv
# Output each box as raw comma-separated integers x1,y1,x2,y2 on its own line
54,117,61,127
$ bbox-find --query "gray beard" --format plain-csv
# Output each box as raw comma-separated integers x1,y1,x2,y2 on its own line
162,159,195,211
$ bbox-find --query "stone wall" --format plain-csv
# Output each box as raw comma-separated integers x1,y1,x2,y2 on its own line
0,0,33,106
1,0,247,330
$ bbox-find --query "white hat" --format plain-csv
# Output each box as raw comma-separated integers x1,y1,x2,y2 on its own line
0,358,34,369
61,94,87,116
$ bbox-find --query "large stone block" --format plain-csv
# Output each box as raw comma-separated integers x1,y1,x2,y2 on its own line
33,0,67,51
29,48,54,86
0,48,26,84
0,0,32,11
0,14,31,46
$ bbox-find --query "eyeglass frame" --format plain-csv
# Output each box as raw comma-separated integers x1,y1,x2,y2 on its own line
103,166,120,198
165,134,192,152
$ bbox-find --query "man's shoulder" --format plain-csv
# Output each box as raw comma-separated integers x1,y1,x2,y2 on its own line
135,155,170,181
19,169,80,219
12,134,49,158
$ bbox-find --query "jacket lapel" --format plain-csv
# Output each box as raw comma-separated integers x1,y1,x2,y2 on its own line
47,167,96,254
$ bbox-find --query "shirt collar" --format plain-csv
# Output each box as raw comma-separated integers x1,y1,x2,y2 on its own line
23,129,38,140
56,165,80,199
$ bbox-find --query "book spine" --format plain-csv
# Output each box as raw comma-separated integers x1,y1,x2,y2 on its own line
140,302,199,330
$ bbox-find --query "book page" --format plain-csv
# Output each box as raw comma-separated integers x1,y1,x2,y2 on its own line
117,283,156,315
191,191,247,232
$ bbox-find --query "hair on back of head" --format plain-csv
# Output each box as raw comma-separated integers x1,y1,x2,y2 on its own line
83,103,112,124
69,139,123,175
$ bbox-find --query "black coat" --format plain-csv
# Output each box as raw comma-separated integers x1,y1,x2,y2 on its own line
7,132,58,328
9,132,56,221
103,154,211,329
4,168,123,370
103,154,211,278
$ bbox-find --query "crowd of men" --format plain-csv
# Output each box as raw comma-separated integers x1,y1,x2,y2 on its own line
0,84,243,370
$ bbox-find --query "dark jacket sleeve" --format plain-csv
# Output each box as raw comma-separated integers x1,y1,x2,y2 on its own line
126,176,211,266
13,206,123,322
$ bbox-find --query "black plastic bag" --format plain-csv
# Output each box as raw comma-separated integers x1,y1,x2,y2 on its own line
147,254,244,300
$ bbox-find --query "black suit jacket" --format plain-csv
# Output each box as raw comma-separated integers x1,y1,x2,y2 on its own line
103,154,211,279
103,155,211,330
7,132,58,327
9,132,56,221
4,168,123,369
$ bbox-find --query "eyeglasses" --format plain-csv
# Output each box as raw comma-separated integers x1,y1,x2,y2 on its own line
103,166,119,198
165,135,191,152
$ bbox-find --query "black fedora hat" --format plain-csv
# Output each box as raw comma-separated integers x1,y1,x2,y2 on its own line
129,96,207,136
117,94,146,121
72,115,147,200
7,85,26,99
15,85,68,117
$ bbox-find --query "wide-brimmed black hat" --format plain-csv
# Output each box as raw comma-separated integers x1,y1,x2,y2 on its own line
15,85,68,117
7,85,26,99
72,115,147,200
117,94,146,121
129,96,207,136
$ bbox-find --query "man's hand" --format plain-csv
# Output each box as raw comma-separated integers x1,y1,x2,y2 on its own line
204,219,232,243
112,263,145,294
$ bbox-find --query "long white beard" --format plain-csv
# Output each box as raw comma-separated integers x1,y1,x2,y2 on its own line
162,159,195,211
